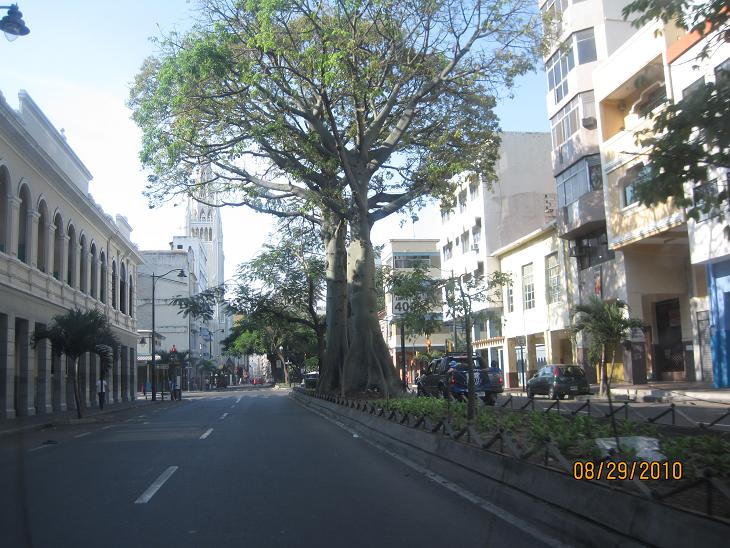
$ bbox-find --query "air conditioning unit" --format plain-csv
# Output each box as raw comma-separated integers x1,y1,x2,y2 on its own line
581,116,597,130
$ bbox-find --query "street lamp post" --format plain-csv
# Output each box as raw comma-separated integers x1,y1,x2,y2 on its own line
151,268,186,401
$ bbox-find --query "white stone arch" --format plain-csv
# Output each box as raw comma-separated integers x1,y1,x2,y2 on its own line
78,231,88,293
36,198,49,272
66,221,77,287
51,210,64,280
17,181,32,263
89,240,98,298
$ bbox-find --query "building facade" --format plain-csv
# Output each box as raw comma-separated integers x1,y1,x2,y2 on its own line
439,131,555,368
492,223,572,388
0,90,142,418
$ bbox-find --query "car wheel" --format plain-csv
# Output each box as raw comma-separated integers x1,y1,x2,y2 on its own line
440,384,450,399
526,386,534,399
417,385,426,397
484,394,496,406
548,386,559,400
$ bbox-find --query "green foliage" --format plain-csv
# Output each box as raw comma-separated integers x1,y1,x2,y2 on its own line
32,308,119,368
661,435,730,477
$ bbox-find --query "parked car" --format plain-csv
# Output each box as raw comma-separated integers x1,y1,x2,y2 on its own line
526,365,592,400
416,354,503,405
301,372,319,389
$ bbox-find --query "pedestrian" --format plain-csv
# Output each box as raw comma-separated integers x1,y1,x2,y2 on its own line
96,376,108,410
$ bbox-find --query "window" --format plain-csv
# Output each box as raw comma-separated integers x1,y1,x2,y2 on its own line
683,77,705,99
393,254,432,269
472,225,481,245
458,191,467,213
621,164,650,207
573,229,614,271
634,84,666,117
693,178,727,221
461,231,470,254
440,209,449,222
547,45,574,104
442,243,453,261
522,263,535,310
714,58,730,87
556,155,600,207
506,282,514,313
575,29,597,64
469,183,479,200
545,253,560,304
551,96,580,154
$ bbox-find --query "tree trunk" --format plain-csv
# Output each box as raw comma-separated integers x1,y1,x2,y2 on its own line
319,213,348,392
342,207,400,397
72,357,83,419
599,349,608,399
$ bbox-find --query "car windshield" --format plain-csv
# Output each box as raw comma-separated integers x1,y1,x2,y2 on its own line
450,358,484,370
558,366,585,377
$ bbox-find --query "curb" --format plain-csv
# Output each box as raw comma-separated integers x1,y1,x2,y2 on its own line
0,399,175,438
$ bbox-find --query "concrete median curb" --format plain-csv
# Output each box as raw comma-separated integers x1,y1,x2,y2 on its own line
292,390,730,548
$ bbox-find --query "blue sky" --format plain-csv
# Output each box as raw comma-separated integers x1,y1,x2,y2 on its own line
2,1,549,278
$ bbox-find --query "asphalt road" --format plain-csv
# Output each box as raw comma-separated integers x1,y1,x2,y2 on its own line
0,389,564,548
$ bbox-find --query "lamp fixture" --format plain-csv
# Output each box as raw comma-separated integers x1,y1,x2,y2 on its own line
0,4,30,41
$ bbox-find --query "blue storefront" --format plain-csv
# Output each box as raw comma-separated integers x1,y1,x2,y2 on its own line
707,261,730,388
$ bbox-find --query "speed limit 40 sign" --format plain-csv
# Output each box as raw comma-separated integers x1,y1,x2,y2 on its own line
391,295,412,316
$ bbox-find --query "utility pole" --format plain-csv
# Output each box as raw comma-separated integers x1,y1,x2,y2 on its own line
400,320,407,390
451,270,458,352
457,274,476,423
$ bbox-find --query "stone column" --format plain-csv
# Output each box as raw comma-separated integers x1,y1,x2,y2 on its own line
28,211,40,269
81,246,91,295
129,347,136,400
112,346,121,404
0,313,15,418
88,353,97,407
15,318,35,417
44,223,55,276
34,324,52,415
7,196,20,259
51,352,67,412
79,353,90,407
504,337,518,389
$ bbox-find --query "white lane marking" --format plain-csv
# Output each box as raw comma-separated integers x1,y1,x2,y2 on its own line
28,445,51,452
236,397,242,404
101,425,115,430
134,466,179,504
200,428,213,439
137,415,146,418
220,412,228,420
74,432,91,438
143,421,150,425
230,404,235,409
296,399,574,548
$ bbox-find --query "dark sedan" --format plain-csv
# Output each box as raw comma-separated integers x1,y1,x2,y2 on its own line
526,365,591,400
416,354,503,405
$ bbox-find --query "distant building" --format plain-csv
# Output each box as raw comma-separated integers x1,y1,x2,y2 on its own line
0,90,142,418
381,239,450,383
439,131,555,369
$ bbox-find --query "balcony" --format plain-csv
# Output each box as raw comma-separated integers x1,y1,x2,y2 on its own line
557,189,606,240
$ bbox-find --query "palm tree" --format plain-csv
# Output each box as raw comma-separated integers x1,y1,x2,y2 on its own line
32,308,119,419
572,296,644,398
572,296,643,452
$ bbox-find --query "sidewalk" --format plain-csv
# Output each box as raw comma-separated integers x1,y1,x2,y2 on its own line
0,396,172,438
504,381,730,405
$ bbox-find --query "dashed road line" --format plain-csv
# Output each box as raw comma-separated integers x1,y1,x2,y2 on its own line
134,466,179,504
200,428,213,439
101,425,115,430
28,445,51,452
220,412,228,420
236,397,242,404
74,432,91,438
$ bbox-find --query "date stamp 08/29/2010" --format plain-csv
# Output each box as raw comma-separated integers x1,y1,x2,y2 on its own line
572,461,684,481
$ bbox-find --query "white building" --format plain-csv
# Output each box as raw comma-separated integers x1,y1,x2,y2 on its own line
439,131,555,367
0,90,142,418
493,223,572,388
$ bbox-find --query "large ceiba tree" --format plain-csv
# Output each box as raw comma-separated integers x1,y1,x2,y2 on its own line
129,0,540,396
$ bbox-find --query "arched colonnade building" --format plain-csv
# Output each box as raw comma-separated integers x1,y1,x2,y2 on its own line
0,90,142,419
